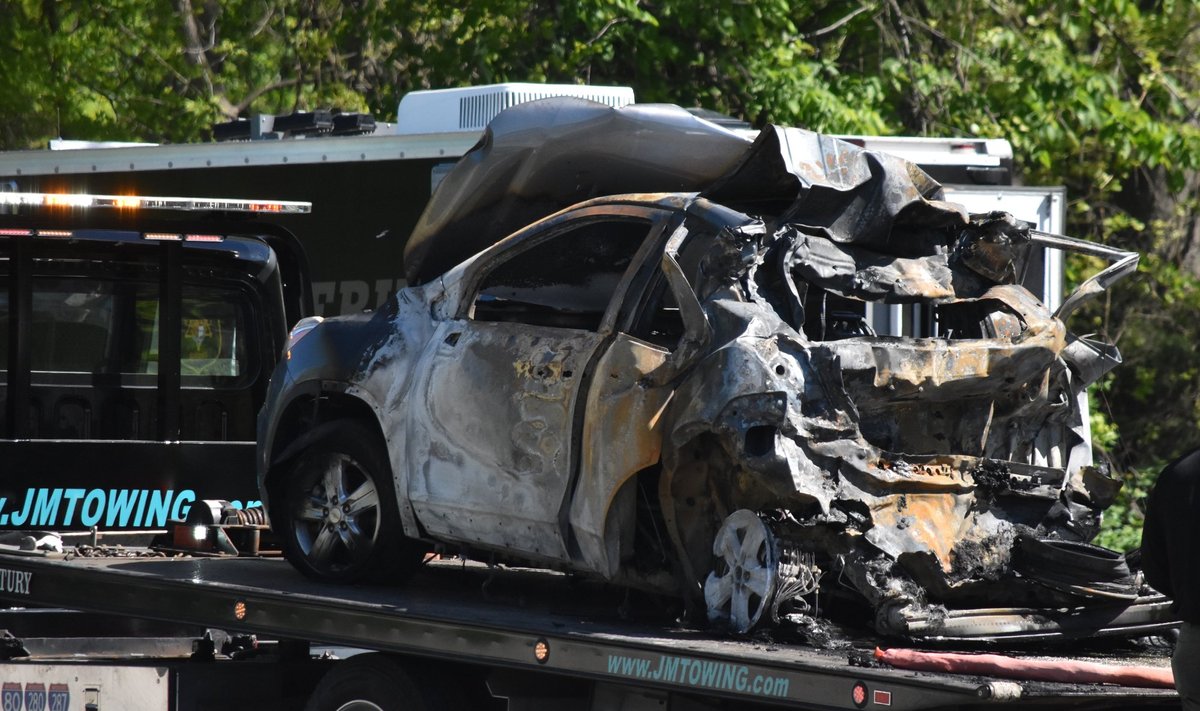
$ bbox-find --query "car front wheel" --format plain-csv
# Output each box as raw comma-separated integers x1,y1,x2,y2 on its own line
280,420,424,583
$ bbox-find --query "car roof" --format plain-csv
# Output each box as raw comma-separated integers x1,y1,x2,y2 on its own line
403,99,755,285
404,98,954,286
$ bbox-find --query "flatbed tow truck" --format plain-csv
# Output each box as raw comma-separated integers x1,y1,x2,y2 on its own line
0,546,1177,710
0,88,1178,710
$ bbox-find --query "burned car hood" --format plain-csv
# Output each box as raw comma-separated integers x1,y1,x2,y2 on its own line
658,200,1139,638
404,98,964,284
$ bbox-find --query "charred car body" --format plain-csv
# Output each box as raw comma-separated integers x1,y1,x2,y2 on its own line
257,99,1160,640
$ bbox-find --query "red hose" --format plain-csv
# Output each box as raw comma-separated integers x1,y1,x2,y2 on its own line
874,647,1175,689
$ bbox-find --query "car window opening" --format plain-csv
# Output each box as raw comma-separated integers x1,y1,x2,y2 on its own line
472,220,650,331
627,271,684,350
801,289,874,341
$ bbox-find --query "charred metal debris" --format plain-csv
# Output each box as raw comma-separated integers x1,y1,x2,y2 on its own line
659,193,1146,640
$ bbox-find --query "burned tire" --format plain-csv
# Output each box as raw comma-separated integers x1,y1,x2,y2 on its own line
304,654,463,711
279,420,425,584
1013,535,1139,601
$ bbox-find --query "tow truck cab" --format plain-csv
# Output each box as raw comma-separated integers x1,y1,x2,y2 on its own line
0,193,311,533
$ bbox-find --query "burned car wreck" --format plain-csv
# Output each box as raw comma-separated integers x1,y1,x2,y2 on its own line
258,98,1165,641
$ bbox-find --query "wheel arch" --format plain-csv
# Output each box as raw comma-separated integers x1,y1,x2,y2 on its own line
658,430,739,609
267,406,427,583
303,652,489,711
263,389,388,522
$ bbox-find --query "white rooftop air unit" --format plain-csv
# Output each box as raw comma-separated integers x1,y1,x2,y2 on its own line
395,83,635,135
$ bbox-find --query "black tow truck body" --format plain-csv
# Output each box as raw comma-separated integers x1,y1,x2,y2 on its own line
0,549,1179,711
0,200,311,536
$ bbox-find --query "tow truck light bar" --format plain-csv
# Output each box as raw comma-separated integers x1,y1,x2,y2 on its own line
0,228,74,238
144,233,227,242
0,191,311,214
2,228,229,242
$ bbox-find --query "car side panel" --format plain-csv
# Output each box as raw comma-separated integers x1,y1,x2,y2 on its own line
349,287,449,540
405,319,604,564
569,333,672,577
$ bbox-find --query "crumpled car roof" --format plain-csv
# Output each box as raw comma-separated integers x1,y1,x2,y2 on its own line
403,98,968,284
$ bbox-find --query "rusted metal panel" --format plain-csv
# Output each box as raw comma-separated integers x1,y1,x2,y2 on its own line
652,201,1138,633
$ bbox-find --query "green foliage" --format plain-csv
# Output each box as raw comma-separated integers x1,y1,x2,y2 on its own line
0,2,903,145
1088,383,1121,454
1095,463,1157,553
3,0,1200,477
1100,252,1200,464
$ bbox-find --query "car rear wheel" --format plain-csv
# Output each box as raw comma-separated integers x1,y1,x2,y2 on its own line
280,420,424,583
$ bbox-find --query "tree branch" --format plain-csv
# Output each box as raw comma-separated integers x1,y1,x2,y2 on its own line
586,16,629,47
234,77,300,116
802,5,871,41
1090,9,1200,123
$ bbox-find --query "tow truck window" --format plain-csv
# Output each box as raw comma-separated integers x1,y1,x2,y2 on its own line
139,294,249,380
6,278,249,383
2,274,257,440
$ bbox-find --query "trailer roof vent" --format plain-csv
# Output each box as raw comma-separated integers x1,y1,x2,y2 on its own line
212,111,378,142
332,112,376,136
272,110,335,136
394,83,635,135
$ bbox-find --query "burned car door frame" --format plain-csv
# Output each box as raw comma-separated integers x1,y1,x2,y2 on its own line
567,213,717,579
403,203,680,565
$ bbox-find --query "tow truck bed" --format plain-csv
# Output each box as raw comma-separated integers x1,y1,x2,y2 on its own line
0,551,1176,710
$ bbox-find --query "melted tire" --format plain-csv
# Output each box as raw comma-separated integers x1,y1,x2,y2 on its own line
1014,535,1139,600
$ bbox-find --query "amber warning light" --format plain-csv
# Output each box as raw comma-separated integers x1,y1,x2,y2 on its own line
0,192,311,214
533,638,550,664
